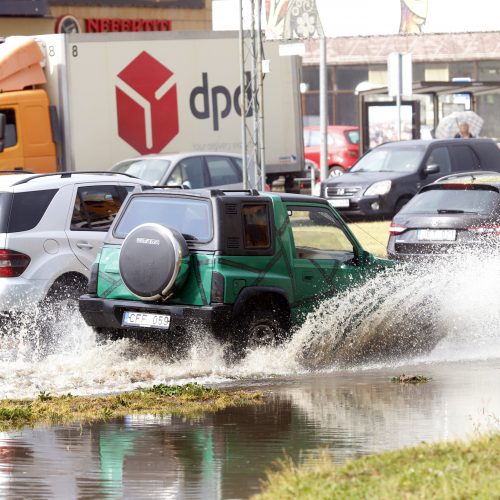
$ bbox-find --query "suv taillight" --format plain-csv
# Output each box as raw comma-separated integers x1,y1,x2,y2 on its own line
211,272,225,303
0,250,31,277
389,223,407,237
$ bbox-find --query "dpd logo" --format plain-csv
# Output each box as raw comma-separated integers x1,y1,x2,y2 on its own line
116,52,178,154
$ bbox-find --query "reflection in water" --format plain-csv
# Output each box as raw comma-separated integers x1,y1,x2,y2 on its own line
0,360,499,499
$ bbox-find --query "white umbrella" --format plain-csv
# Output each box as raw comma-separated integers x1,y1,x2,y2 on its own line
435,110,484,139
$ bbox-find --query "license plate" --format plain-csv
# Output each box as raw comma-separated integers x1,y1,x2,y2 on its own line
417,229,457,241
328,198,350,208
122,311,171,329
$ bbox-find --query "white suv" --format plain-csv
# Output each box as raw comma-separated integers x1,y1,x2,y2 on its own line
0,171,149,320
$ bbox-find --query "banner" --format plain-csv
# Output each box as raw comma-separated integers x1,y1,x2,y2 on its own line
214,0,500,39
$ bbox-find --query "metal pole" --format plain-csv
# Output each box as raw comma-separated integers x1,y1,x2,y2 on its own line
255,0,266,192
396,53,402,141
238,0,248,189
319,36,328,182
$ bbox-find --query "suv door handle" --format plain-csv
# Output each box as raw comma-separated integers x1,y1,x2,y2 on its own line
302,272,313,281
76,242,93,249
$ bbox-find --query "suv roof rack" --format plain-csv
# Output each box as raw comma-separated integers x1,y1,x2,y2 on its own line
11,170,140,186
141,184,185,190
436,171,500,183
210,189,260,196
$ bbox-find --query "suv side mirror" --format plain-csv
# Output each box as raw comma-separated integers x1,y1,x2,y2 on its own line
0,113,5,153
424,163,440,176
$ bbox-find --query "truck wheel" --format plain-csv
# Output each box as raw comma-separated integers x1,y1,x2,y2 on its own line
119,223,189,300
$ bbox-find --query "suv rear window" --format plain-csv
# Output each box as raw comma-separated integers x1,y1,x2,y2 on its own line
115,196,212,242
401,188,499,215
8,189,57,233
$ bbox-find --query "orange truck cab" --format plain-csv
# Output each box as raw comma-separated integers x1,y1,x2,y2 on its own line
0,37,57,173
0,88,57,172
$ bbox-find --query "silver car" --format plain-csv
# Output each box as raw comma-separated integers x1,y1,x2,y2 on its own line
110,152,244,189
0,171,150,326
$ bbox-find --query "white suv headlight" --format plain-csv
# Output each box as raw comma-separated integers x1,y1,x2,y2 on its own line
364,180,392,196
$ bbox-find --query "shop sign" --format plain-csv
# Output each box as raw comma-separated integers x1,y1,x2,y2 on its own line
85,18,172,32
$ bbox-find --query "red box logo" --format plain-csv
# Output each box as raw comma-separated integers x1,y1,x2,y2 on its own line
116,52,179,154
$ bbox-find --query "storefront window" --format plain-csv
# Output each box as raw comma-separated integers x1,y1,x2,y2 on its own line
336,66,369,90
301,65,334,91
478,61,500,81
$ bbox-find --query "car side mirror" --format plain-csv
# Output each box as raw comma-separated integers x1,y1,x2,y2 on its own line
0,113,5,153
182,181,192,189
424,163,440,176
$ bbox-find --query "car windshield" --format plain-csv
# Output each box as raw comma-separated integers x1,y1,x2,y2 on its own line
112,159,171,185
350,147,425,173
115,196,212,241
400,188,500,215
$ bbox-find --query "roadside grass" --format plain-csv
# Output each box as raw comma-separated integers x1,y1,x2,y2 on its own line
254,433,500,499
0,383,261,431
347,220,391,257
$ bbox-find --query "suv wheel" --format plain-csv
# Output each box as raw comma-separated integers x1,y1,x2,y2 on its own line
35,275,87,355
233,302,290,352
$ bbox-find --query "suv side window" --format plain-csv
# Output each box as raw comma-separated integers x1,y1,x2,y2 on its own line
288,206,354,260
242,204,270,249
451,145,481,171
426,147,451,174
9,189,58,233
206,156,242,186
71,185,126,232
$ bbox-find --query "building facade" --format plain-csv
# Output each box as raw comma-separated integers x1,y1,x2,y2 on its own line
0,0,212,37
301,32,500,140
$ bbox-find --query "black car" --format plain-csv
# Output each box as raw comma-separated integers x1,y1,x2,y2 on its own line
387,172,500,260
320,139,500,219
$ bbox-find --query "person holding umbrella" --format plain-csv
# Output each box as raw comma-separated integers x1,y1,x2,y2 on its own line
454,121,474,139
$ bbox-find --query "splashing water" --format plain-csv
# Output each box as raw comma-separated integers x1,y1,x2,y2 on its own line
0,247,499,398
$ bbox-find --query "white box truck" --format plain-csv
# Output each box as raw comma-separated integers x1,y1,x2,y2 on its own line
0,31,304,186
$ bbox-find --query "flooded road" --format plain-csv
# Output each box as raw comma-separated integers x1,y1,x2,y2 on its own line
0,249,499,498
0,359,499,499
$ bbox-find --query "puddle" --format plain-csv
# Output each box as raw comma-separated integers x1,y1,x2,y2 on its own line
0,359,499,499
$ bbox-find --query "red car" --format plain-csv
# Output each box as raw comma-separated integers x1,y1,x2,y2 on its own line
304,125,360,177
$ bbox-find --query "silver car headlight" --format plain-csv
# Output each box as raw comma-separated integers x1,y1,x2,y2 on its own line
364,180,392,196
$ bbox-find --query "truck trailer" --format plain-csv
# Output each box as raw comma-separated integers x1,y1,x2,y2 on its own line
0,32,304,186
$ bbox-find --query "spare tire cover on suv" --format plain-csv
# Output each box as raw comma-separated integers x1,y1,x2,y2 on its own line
119,223,189,300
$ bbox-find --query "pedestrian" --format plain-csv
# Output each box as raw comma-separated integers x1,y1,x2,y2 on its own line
454,121,474,139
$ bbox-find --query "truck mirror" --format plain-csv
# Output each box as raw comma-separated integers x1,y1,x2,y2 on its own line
0,113,5,153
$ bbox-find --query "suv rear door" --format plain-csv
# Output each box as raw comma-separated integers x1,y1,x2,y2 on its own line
66,183,132,269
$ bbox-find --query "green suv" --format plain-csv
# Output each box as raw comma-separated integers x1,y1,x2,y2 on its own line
79,189,390,348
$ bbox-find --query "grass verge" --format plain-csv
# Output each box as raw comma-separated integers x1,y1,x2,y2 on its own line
0,383,261,431
255,433,500,499
347,220,391,258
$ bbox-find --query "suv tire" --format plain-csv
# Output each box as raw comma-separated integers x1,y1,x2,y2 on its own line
35,275,87,355
119,223,189,300
233,302,289,351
